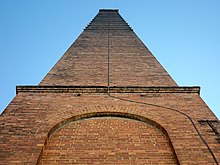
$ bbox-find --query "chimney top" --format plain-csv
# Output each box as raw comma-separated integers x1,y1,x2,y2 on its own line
99,9,119,12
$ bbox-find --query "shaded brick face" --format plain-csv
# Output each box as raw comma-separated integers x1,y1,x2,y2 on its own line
39,10,177,87
39,117,177,164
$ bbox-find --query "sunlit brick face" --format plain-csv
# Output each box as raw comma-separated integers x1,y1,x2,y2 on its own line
39,117,177,164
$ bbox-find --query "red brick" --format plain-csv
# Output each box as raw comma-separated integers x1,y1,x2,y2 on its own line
0,9,219,165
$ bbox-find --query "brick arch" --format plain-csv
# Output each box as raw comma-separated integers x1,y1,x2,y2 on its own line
37,111,180,164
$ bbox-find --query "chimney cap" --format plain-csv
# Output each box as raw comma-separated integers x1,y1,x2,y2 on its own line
99,9,119,12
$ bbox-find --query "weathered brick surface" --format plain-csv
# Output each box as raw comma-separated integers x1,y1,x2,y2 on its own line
1,92,219,164
39,10,176,86
39,117,177,164
0,9,219,164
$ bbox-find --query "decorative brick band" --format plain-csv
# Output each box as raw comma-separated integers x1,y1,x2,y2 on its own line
16,86,200,94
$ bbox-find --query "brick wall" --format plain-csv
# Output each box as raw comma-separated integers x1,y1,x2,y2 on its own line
0,9,219,164
39,117,177,164
1,90,219,164
39,10,177,87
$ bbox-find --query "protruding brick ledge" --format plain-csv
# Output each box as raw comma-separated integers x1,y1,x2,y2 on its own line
16,86,200,94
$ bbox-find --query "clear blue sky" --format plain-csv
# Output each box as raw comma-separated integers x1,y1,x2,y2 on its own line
0,0,219,119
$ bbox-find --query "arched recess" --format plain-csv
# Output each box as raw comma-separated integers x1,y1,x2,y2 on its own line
37,112,179,164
